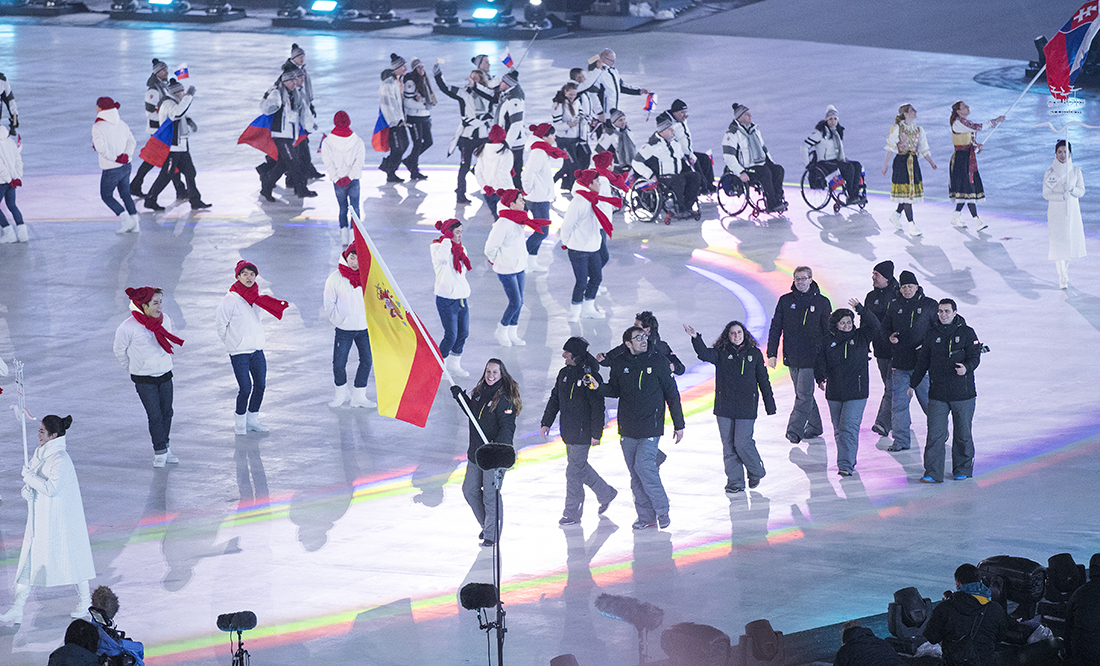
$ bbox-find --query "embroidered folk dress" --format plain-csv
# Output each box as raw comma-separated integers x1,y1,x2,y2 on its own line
949,117,989,201
885,121,930,203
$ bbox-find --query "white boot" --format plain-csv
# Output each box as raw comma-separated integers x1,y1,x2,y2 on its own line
908,221,922,237
234,413,247,435
153,451,167,468
0,584,30,624
329,384,350,407
527,254,548,273
1057,260,1069,289
973,216,988,232
951,211,966,227
71,580,91,619
0,226,14,243
340,227,350,245
494,323,512,347
445,354,470,378
116,212,131,234
568,302,582,323
165,447,179,464
581,299,605,319
889,211,903,230
246,411,269,432
14,224,28,242
508,325,526,346
350,386,376,408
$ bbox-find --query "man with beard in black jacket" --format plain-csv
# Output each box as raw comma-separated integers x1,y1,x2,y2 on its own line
767,266,831,444
541,337,618,526
594,326,685,531
925,563,1008,666
910,298,981,483
882,270,937,452
865,260,900,437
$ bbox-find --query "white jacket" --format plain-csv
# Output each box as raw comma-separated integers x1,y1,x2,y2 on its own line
521,143,564,203
1044,159,1087,261
323,259,369,331
113,307,175,377
321,132,366,183
497,89,526,145
552,97,589,140
215,290,267,355
17,436,96,586
632,133,683,180
159,93,194,152
802,123,846,165
474,144,515,191
0,126,22,183
92,108,136,171
432,238,472,299
484,216,528,275
559,183,607,252
379,75,405,127
722,121,770,173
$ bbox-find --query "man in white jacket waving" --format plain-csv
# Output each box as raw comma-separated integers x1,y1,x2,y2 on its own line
92,96,139,233
320,111,365,246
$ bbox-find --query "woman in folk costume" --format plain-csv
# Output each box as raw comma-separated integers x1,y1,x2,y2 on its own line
1044,139,1086,289
484,187,549,347
215,261,289,434
948,101,1004,232
882,104,937,238
323,245,375,409
432,218,472,378
113,286,184,468
473,125,514,220
0,415,97,624
521,122,568,273
560,169,621,322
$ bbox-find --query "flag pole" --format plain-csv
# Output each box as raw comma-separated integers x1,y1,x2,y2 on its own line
511,31,540,72
982,65,1045,145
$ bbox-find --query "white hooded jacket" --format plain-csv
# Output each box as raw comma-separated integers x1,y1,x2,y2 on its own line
91,107,136,171
323,256,369,331
0,125,22,183
321,132,366,183
113,304,175,377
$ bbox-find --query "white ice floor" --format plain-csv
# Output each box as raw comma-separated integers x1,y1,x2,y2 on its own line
0,17,1099,666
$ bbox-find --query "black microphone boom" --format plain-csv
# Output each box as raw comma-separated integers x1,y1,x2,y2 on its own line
217,611,257,632
475,443,516,471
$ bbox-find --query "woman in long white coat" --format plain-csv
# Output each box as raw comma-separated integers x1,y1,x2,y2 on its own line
0,415,96,624
1044,139,1086,289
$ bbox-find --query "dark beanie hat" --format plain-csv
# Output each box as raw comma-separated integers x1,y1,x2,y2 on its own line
670,98,688,113
899,270,918,286
1090,553,1100,576
873,260,894,282
563,336,589,357
151,59,168,74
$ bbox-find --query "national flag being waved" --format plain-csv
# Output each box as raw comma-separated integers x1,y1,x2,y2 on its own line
237,113,279,160
174,63,190,80
350,212,443,427
502,52,514,68
1044,0,1100,100
371,109,390,152
138,117,174,168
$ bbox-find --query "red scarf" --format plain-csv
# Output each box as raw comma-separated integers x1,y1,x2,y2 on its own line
331,126,353,138
230,281,289,320
592,166,628,193
575,188,621,238
131,310,184,354
531,141,569,160
432,234,472,273
498,208,550,233
338,263,362,289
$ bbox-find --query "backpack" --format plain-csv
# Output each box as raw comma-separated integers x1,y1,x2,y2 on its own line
945,606,985,666
96,622,145,666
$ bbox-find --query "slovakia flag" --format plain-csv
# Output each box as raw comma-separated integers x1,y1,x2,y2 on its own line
237,113,279,160
371,109,390,153
138,118,173,168
174,63,190,80
1043,0,1100,99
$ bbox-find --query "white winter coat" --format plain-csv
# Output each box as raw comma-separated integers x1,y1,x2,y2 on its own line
522,143,564,203
17,436,96,587
321,132,366,183
722,121,770,173
323,259,369,331
379,75,405,128
215,291,267,355
559,183,607,252
474,144,515,192
484,216,528,275
159,93,194,152
91,108,136,171
0,126,22,183
632,133,683,180
432,238,472,299
1044,158,1086,261
113,307,175,377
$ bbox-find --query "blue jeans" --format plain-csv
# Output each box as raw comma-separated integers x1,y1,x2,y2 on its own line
620,436,669,522
891,368,929,450
923,398,976,482
230,350,267,415
497,271,525,326
333,179,361,229
333,328,372,388
568,249,602,303
436,296,469,357
483,192,501,220
0,183,24,227
827,399,866,473
100,163,137,216
526,200,551,255
598,229,609,268
134,378,173,453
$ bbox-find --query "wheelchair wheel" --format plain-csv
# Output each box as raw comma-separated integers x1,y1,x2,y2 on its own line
800,167,832,211
717,173,749,217
627,181,662,224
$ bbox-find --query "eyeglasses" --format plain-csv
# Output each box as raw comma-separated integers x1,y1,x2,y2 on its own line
632,334,648,342
794,276,812,282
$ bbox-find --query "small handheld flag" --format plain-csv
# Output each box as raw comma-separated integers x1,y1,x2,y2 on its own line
372,109,390,153
642,92,655,112
174,64,190,80
502,52,514,69
826,170,845,194
293,122,308,148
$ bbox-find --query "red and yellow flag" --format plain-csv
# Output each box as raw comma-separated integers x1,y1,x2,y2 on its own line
352,221,443,427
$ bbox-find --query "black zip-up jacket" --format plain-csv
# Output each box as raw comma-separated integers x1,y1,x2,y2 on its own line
864,281,899,359
882,287,938,371
600,331,686,375
691,335,775,419
766,280,832,369
455,382,517,460
924,591,1008,666
541,353,606,446
910,314,980,402
598,348,685,439
833,626,904,666
814,306,880,401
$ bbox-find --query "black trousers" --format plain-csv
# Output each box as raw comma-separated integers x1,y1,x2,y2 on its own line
132,158,186,197
404,116,433,175
456,136,483,196
660,171,701,211
380,124,409,175
745,160,785,210
148,151,201,204
816,159,863,200
261,138,309,196
511,147,524,189
295,134,322,179
690,152,715,192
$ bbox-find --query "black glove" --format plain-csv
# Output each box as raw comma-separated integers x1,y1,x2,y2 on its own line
309,103,317,117
186,118,198,132
450,385,466,401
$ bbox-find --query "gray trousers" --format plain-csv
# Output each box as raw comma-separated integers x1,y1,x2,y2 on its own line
716,416,764,491
564,444,616,521
922,398,976,482
462,462,503,541
621,436,668,522
891,368,929,450
827,399,867,473
787,367,823,439
874,356,893,434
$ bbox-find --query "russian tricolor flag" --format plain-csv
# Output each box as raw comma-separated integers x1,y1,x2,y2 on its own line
293,122,308,148
138,118,174,168
642,92,655,112
371,109,390,153
502,52,514,68
237,113,279,160
1044,0,1100,99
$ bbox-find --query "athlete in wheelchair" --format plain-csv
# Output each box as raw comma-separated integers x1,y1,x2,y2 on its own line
721,102,788,214
800,104,867,211
628,112,701,222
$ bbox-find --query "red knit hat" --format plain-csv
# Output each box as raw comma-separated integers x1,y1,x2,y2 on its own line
484,186,523,207
435,218,461,234
96,96,120,110
341,243,357,259
235,260,259,276
487,125,506,143
574,169,600,188
125,286,157,306
332,110,352,137
529,123,553,138
593,151,613,170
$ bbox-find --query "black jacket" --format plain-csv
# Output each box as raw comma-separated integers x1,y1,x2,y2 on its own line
865,281,899,359
598,348,685,439
48,644,101,666
766,280,831,369
1066,578,1100,665
691,335,775,419
600,331,686,375
814,306,880,402
833,626,903,666
541,353,606,446
924,591,1008,666
456,382,517,460
882,287,938,371
910,314,980,402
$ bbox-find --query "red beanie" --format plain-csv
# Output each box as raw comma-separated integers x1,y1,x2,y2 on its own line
235,260,259,276
574,169,600,188
484,186,522,207
487,125,506,143
125,286,156,306
96,96,120,110
435,218,461,234
529,122,553,138
341,243,357,260
332,111,352,137
593,151,613,170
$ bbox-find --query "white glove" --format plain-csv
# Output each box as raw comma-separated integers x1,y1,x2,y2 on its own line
21,485,34,501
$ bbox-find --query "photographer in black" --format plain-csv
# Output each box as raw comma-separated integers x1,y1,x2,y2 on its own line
89,586,145,666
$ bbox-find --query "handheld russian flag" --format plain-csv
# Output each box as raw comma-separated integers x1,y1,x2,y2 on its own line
237,113,279,160
138,117,174,168
826,169,845,194
316,132,327,153
371,109,390,153
174,63,189,80
502,52,514,68
1044,1,1100,100
642,92,656,112
293,122,308,148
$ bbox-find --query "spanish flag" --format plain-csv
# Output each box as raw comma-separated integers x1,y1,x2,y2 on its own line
351,214,443,427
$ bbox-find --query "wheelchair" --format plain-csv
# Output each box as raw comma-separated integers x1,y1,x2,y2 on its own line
626,174,700,224
716,170,768,219
800,161,867,212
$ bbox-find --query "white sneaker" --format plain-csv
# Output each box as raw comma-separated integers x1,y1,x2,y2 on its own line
153,453,167,468
246,411,269,432
974,217,988,232
581,299,605,319
951,211,966,227
165,447,179,464
889,211,903,230
0,226,14,243
507,325,526,346
494,323,512,347
908,221,922,237
329,384,350,407
527,254,548,273
445,354,470,378
350,386,376,408
597,285,608,296
14,225,27,242
568,303,582,323
116,212,131,234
